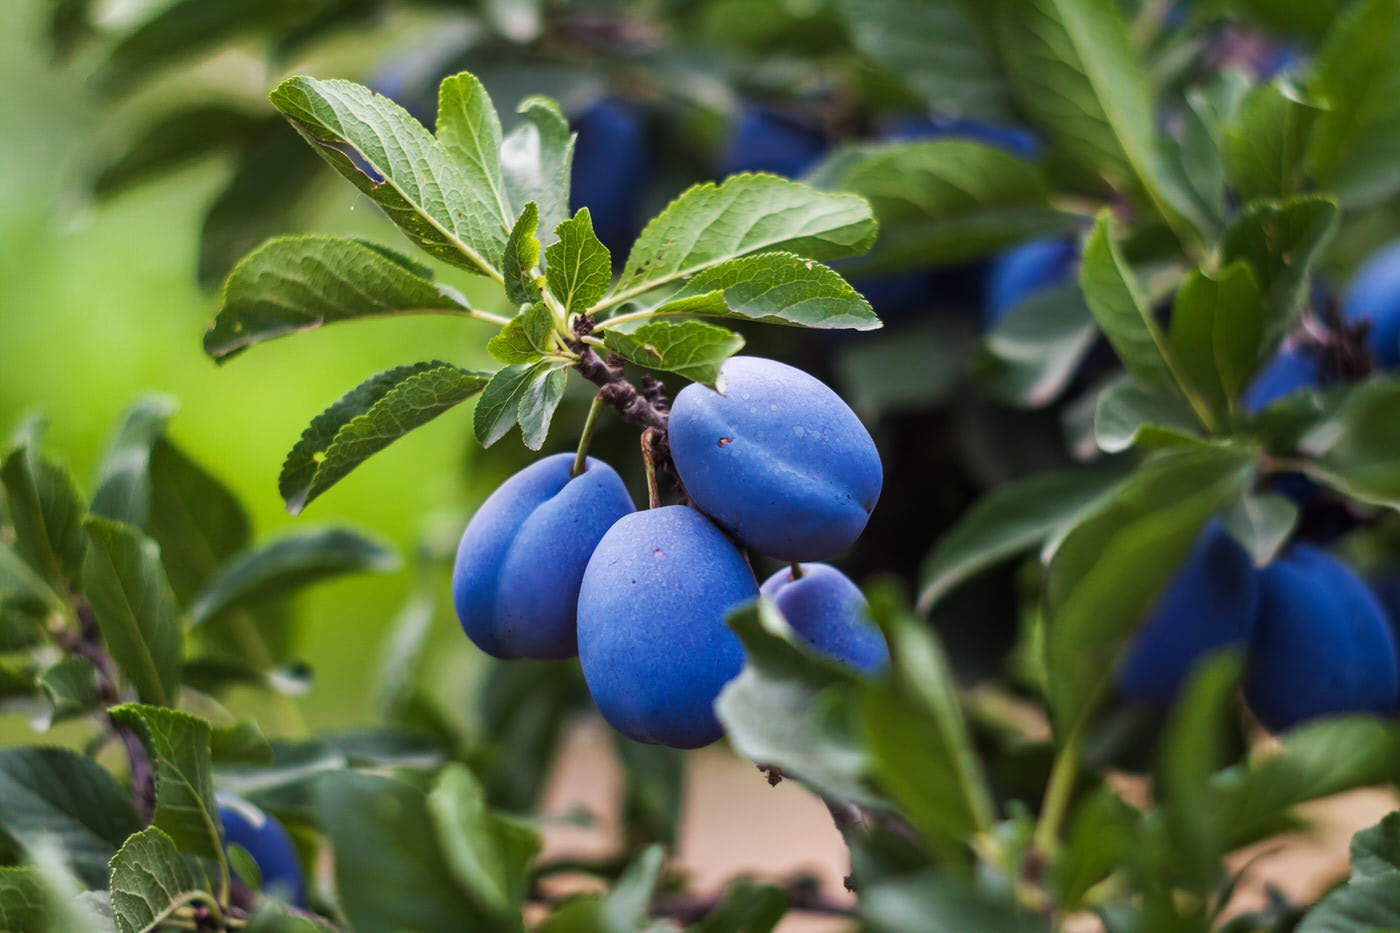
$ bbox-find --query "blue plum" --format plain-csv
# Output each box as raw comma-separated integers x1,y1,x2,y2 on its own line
669,356,883,561
577,506,757,748
983,238,1077,326
1343,239,1400,367
760,564,888,674
570,99,648,255
1116,522,1259,706
1241,347,1320,413
886,116,1040,160
1245,545,1399,731
453,453,634,660
723,104,828,179
218,797,306,906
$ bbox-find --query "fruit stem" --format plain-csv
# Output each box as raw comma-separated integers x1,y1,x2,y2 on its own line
642,429,662,509
1032,723,1083,858
572,393,608,478
789,562,804,580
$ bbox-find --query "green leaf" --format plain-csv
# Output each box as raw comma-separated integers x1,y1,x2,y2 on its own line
602,321,745,388
1056,787,1139,911
81,517,182,707
1094,378,1202,455
862,872,1050,933
108,827,211,933
205,236,471,361
427,764,540,926
1220,492,1297,567
605,845,664,933
546,208,611,315
90,395,180,528
315,771,494,931
1307,0,1400,207
374,584,437,721
435,71,514,236
0,541,64,615
487,303,556,365
860,584,996,855
0,867,46,933
977,282,1097,409
1167,262,1265,413
1223,80,1324,202
188,528,397,624
472,360,570,450
279,362,490,513
210,721,272,767
1157,73,1251,238
269,75,505,275
226,843,261,893
821,141,1077,274
1350,812,1400,879
715,599,876,806
109,705,222,861
501,97,574,238
688,881,787,933
1220,196,1339,350
1301,379,1400,508
502,202,543,307
1044,444,1255,736
917,465,1126,612
0,748,142,889
836,0,1012,121
1,442,85,594
604,174,877,310
613,737,684,849
476,660,587,812
96,104,260,197
839,317,976,416
626,251,880,331
36,658,99,725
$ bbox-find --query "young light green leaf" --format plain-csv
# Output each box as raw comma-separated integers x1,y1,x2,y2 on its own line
1044,444,1256,736
837,0,1012,121
108,827,211,933
546,208,611,314
82,517,182,707
917,464,1126,612
205,236,471,361
1223,80,1325,202
1094,378,1202,454
108,704,222,861
821,140,1076,274
188,528,397,625
37,657,100,725
435,71,513,234
279,362,491,513
1221,195,1339,349
1,444,85,591
487,303,556,365
604,174,877,310
269,76,506,275
501,97,574,237
1168,261,1265,412
502,202,543,307
977,282,1097,408
0,748,142,889
1300,378,1400,508
472,360,570,450
602,321,745,388
1220,492,1297,567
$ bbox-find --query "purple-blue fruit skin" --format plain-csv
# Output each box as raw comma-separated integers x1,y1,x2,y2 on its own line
577,506,757,749
570,99,648,255
886,117,1040,159
760,564,888,674
1116,522,1258,706
218,800,307,907
669,356,883,562
1343,239,1400,367
723,105,828,179
1245,545,1400,731
453,453,634,660
1241,348,1320,413
983,238,1077,326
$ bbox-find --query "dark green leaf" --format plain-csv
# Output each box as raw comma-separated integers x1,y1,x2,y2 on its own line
82,517,182,707
487,304,556,365
0,867,46,933
501,97,574,237
0,748,142,889
546,208,611,315
0,542,64,615
1350,813,1400,879
862,872,1049,933
188,528,396,624
602,321,745,388
108,704,222,861
503,202,543,307
1094,378,1202,455
1221,196,1339,349
210,721,272,767
1,444,85,591
1056,787,1139,911
108,827,210,933
36,659,98,726
477,661,587,812
145,438,250,606
839,317,975,417
1301,379,1400,508
688,881,787,933
613,737,684,849
279,362,490,513
1223,80,1324,202
472,360,570,450
96,104,260,197
435,71,514,236
90,396,179,528
205,236,471,361
1220,492,1297,567
1168,262,1265,413
977,282,1097,409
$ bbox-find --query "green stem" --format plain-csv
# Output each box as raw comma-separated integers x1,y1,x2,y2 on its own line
468,308,512,327
572,394,608,478
593,307,657,331
1033,725,1083,856
789,562,805,580
641,430,661,509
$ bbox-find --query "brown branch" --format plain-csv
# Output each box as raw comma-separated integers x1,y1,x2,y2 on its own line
650,877,854,923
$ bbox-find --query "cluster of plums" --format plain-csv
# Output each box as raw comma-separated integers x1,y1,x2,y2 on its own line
453,357,888,749
1118,521,1400,731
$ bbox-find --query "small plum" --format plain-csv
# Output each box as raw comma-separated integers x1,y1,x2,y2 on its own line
218,796,306,907
668,356,883,561
1241,347,1320,413
577,506,757,748
1343,239,1400,367
1245,545,1399,731
453,453,634,660
760,564,888,674
983,239,1077,326
570,99,648,254
723,104,828,179
1116,522,1258,706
